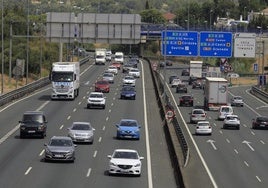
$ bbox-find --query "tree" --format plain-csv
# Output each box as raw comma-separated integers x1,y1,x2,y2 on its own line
140,9,165,24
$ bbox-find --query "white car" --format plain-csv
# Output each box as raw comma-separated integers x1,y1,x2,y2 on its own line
231,96,244,107
128,68,140,78
223,114,240,130
218,105,233,120
190,109,206,123
87,92,106,109
123,75,136,87
195,121,212,135
108,149,144,176
171,78,181,87
103,72,115,83
107,66,118,75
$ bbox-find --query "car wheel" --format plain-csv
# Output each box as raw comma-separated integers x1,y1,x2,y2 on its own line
87,105,91,109
223,124,226,129
237,126,240,130
103,105,105,109
20,133,25,139
132,96,136,100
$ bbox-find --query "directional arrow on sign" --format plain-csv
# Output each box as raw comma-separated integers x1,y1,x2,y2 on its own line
207,139,217,150
242,140,255,151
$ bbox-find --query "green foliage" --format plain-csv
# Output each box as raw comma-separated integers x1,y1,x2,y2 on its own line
140,9,166,23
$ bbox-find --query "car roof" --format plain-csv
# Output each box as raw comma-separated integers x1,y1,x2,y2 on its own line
197,121,210,124
72,121,90,125
90,92,103,95
120,119,137,122
51,136,72,140
114,149,138,153
23,111,44,115
225,114,238,117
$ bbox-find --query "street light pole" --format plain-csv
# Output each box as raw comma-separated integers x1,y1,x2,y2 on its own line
1,0,4,94
209,9,213,30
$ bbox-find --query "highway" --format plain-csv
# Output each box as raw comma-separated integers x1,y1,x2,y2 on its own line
0,60,177,188
160,63,268,188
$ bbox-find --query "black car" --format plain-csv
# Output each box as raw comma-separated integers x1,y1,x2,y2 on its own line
192,80,203,89
252,116,268,129
176,84,187,93
179,95,193,106
19,111,47,138
188,76,197,85
169,75,179,84
181,69,190,76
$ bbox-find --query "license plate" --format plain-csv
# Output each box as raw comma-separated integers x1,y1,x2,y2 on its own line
55,154,63,158
28,130,35,133
260,124,266,127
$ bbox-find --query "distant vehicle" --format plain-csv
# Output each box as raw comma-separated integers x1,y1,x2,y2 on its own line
218,106,233,120
169,75,178,84
231,96,244,107
120,86,136,100
127,58,138,68
102,72,115,83
181,69,190,76
188,76,197,85
122,63,134,73
111,61,121,70
95,48,107,65
252,116,268,129
68,122,95,144
123,75,136,87
128,68,140,78
171,78,181,88
223,114,240,130
166,60,173,66
19,111,47,138
107,66,118,75
87,92,106,109
116,119,141,139
50,62,80,100
176,83,187,93
192,80,203,89
195,121,212,135
44,136,76,162
189,60,203,78
179,95,194,106
106,49,112,61
159,61,165,67
107,149,144,176
204,77,228,111
190,109,206,123
95,80,110,93
114,52,124,64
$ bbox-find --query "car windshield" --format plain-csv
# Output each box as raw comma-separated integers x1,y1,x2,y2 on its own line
125,77,134,80
23,115,43,123
119,120,138,127
226,116,237,120
122,87,135,91
113,151,138,159
256,117,268,122
221,107,231,112
234,96,242,100
182,96,192,100
97,81,108,85
103,73,113,77
90,94,103,98
72,124,91,130
50,139,72,147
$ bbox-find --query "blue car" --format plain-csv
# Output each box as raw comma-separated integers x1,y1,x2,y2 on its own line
120,86,136,100
116,119,141,140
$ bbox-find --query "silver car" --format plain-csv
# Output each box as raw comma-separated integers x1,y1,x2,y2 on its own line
231,96,244,107
103,72,115,83
44,136,76,162
190,109,206,123
68,122,95,144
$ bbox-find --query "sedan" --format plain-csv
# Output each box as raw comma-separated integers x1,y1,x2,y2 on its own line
122,75,136,87
179,95,194,107
68,122,95,144
87,92,106,109
231,96,244,107
95,80,110,93
120,86,136,100
108,149,144,176
171,78,181,88
128,68,140,78
103,72,115,83
223,114,240,130
169,75,178,84
252,116,268,129
116,119,141,140
190,109,206,123
44,136,76,162
107,65,118,75
195,121,212,135
111,62,121,70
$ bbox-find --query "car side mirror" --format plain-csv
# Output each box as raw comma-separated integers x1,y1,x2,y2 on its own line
107,155,112,159
140,157,144,160
44,143,47,146
74,144,77,147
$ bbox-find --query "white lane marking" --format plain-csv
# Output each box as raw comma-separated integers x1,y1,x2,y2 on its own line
243,124,247,127
113,97,116,100
73,108,77,112
59,125,64,130
98,137,102,143
244,161,249,167
83,96,86,99
108,109,111,113
251,131,255,136
213,123,217,127
242,140,255,151
226,139,230,143
111,103,114,106
78,101,82,105
86,168,92,177
102,126,105,131
207,140,217,150
25,167,32,175
36,101,50,111
219,130,223,134
163,76,218,188
93,151,97,158
106,117,109,121
256,176,262,182
67,116,71,120
39,149,45,156
260,140,265,144
141,62,153,188
234,149,238,154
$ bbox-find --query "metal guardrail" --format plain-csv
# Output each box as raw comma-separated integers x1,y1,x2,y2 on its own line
0,56,90,107
251,85,268,103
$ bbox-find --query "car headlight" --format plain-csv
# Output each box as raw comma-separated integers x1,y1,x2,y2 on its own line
110,162,116,166
134,163,141,167
45,148,52,155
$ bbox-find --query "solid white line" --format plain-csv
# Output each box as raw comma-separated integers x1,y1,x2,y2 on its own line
141,62,153,188
86,168,92,177
39,149,45,156
164,80,218,188
25,167,32,175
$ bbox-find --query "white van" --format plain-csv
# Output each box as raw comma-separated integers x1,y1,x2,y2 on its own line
218,106,233,120
114,52,124,64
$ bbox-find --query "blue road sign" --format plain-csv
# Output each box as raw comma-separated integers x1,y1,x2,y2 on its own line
200,32,233,57
161,31,198,56
253,63,258,72
259,75,266,85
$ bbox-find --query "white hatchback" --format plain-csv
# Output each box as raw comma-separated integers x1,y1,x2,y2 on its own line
190,109,206,123
223,114,240,130
195,121,212,135
107,66,118,75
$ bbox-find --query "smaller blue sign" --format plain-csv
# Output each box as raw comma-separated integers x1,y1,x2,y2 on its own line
253,63,258,72
259,75,266,86
200,32,233,57
161,31,198,56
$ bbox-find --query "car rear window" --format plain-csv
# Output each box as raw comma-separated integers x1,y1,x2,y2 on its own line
193,110,204,114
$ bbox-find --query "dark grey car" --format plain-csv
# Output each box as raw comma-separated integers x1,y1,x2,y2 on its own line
44,136,76,162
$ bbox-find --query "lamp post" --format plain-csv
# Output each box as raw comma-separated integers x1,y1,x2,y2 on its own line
1,0,4,94
243,7,247,20
209,10,213,30
204,21,207,31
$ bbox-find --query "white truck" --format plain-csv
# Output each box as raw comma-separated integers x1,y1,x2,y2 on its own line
204,77,228,111
50,62,80,100
95,48,107,65
190,61,203,78
114,52,124,64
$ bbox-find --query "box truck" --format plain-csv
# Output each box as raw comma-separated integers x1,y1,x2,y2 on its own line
190,61,203,78
95,48,107,65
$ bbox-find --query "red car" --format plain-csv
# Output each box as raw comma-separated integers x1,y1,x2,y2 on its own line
111,61,121,70
95,80,110,93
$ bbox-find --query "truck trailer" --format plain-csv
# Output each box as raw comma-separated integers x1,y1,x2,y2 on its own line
190,61,203,78
50,62,80,100
204,77,228,111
